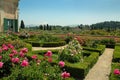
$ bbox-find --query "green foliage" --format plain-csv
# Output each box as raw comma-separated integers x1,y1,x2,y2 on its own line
109,63,120,80
28,41,66,47
113,45,120,62
59,39,83,63
83,45,106,55
64,52,99,79
101,39,115,48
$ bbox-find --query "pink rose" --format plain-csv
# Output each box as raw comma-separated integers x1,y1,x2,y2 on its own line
114,69,120,75
9,53,14,58
21,60,29,67
12,50,18,55
61,71,70,78
20,48,28,53
59,61,65,67
19,51,25,57
44,51,52,57
0,62,4,68
11,58,20,63
0,56,2,60
2,44,8,51
7,44,14,49
31,55,37,59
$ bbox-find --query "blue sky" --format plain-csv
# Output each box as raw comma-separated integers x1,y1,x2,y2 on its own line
19,0,120,26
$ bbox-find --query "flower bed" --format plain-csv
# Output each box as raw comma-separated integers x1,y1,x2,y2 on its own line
0,44,73,80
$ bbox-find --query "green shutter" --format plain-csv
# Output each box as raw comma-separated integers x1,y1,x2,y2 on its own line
4,18,8,32
15,19,18,32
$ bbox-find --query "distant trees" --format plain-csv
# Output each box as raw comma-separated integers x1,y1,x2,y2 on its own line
20,20,25,29
90,21,120,31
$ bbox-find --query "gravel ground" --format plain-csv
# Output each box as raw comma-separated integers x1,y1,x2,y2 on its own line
32,45,67,51
84,48,114,80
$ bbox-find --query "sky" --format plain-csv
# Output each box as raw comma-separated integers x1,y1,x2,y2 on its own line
19,0,120,26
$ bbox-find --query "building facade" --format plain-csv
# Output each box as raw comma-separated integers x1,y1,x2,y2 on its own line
0,0,19,32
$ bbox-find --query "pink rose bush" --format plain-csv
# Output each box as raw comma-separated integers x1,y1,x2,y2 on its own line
31,55,37,60
44,51,52,57
59,61,65,67
61,71,70,78
21,60,29,67
11,58,20,63
0,62,3,68
0,44,71,79
114,69,120,75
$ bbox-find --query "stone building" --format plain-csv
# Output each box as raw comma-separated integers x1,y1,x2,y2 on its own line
0,0,19,32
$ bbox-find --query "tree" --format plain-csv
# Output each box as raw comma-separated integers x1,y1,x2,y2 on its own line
20,20,25,29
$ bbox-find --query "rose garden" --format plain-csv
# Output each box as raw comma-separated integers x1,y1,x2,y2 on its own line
0,30,120,80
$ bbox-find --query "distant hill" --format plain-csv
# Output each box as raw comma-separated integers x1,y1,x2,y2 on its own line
90,21,120,30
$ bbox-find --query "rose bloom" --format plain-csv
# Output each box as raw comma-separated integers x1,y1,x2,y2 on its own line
9,53,14,58
0,62,4,68
2,44,8,51
7,44,14,49
11,58,20,63
61,71,70,78
31,55,37,59
19,51,25,57
12,50,18,55
20,48,28,53
114,69,120,75
0,56,2,60
21,60,29,67
59,61,65,67
44,51,52,57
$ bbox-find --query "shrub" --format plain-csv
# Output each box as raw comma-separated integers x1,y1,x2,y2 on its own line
83,45,105,55
64,52,99,79
101,39,116,48
113,45,120,62
59,39,83,63
27,41,66,47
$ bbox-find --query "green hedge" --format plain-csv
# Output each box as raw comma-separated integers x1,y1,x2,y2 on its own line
83,45,105,55
32,49,59,55
64,52,99,79
25,43,32,51
109,63,120,80
27,41,66,47
113,45,120,62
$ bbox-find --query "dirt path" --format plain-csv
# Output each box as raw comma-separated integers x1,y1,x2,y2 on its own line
32,45,67,51
84,48,114,80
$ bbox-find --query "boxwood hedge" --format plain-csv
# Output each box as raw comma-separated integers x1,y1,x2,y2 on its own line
64,52,99,79
112,45,120,62
83,45,105,55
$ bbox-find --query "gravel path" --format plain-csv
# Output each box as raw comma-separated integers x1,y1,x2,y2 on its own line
84,48,114,80
32,45,67,51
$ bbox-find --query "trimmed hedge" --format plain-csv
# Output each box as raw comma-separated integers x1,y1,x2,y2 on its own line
64,52,99,79
83,45,105,55
32,49,59,55
109,63,120,80
27,41,66,47
112,45,120,62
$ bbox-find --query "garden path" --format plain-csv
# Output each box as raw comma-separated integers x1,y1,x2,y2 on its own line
84,48,114,80
32,45,67,51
